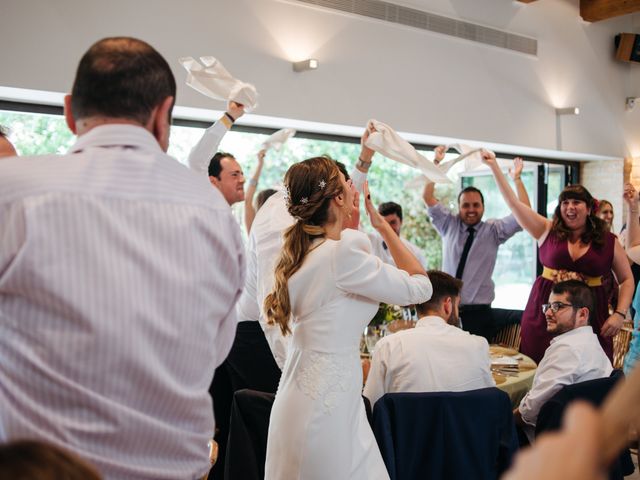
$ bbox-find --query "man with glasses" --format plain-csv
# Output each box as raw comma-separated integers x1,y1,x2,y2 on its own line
514,280,612,441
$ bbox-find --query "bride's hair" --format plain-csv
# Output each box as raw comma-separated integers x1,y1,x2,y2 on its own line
264,156,344,335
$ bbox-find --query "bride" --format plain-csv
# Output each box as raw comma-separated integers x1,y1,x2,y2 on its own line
264,155,432,479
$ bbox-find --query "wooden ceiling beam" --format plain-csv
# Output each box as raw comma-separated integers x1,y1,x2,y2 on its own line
581,0,640,22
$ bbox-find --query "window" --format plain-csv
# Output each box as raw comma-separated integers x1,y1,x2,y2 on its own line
1,107,574,311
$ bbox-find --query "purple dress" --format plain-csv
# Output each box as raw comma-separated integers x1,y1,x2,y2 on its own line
520,231,616,363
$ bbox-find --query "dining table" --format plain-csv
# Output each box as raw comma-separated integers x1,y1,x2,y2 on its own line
490,345,537,407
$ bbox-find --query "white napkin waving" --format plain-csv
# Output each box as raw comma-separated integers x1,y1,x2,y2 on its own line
365,120,452,184
179,56,258,110
439,143,485,173
262,128,296,151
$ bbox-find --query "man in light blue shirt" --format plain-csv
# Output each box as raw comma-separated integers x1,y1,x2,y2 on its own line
422,148,530,340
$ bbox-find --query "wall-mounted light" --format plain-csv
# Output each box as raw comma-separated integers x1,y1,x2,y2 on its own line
292,59,319,72
555,107,580,115
626,97,638,111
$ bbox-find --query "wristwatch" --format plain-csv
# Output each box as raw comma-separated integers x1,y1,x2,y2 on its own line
356,157,372,171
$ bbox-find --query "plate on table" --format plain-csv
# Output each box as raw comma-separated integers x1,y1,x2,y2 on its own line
489,345,519,357
492,372,507,385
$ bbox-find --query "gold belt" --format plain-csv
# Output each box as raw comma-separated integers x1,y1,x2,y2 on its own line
541,267,602,287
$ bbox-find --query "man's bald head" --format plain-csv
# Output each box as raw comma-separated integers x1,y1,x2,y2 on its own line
70,37,176,125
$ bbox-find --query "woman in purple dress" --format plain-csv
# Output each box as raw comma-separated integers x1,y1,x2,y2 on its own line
481,151,633,363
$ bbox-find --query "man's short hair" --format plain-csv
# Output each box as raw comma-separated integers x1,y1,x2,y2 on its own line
208,152,236,178
378,201,403,221
416,270,463,315
70,37,176,125
551,280,595,324
458,186,484,205
256,188,278,210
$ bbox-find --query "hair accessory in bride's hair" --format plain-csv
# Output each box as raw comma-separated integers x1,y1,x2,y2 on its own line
300,197,309,204
318,179,326,190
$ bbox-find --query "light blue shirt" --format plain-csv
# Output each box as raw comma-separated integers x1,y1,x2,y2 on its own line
427,202,521,305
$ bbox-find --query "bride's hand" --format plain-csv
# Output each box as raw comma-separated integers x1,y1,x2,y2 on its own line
364,181,388,231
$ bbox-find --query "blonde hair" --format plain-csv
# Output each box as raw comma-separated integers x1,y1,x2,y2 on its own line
264,156,344,335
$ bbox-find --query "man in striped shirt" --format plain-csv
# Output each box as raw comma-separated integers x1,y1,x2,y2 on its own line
0,37,245,480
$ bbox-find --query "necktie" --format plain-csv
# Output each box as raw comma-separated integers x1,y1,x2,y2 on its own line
455,227,475,279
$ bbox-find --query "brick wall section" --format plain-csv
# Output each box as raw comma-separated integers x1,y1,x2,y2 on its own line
580,159,625,233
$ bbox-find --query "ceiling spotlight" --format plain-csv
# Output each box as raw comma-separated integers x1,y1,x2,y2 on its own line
555,107,580,115
292,59,319,72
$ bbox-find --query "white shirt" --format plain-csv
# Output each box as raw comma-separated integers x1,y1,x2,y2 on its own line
367,231,428,269
251,190,295,369
519,326,613,428
0,125,245,480
364,315,495,407
187,115,229,175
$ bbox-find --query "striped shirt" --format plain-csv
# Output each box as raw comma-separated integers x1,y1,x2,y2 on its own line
0,124,245,479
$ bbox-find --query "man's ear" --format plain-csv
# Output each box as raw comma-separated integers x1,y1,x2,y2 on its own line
149,96,174,152
577,307,590,325
209,176,219,188
442,296,452,317
63,95,77,135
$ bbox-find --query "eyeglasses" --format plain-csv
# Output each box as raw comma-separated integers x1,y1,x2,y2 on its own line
541,302,577,314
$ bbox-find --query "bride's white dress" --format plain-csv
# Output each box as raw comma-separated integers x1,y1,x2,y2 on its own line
264,229,432,479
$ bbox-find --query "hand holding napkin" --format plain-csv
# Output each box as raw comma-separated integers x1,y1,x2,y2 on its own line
364,120,452,184
179,56,258,110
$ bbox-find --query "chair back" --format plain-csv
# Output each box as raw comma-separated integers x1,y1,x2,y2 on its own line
492,323,521,351
612,321,633,370
224,389,275,480
535,370,634,480
372,388,517,480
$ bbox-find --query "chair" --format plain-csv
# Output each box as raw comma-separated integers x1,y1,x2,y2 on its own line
372,388,518,480
492,323,522,351
535,369,634,480
224,389,275,480
612,320,633,370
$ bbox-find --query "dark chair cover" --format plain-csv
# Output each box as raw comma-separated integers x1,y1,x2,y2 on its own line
535,369,634,480
372,388,518,480
224,389,275,480
208,321,281,479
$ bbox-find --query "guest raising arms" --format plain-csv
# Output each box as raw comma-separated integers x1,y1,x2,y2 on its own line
480,150,633,363
263,157,431,480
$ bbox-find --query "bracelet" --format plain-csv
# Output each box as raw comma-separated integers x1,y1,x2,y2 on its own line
356,157,372,171
224,112,236,123
615,310,626,319
248,178,258,187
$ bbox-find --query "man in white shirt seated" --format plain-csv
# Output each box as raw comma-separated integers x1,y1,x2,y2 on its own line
515,280,613,440
363,270,495,407
367,201,428,269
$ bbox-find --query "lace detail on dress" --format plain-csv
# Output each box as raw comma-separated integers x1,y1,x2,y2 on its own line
296,351,353,413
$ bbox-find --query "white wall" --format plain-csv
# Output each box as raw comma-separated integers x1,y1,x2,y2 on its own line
1,0,639,157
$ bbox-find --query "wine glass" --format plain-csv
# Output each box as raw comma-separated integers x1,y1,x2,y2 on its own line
364,326,382,354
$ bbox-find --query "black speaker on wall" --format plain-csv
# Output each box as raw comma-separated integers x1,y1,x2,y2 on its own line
615,33,640,64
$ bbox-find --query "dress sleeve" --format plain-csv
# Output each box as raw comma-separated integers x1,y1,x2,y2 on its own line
333,229,432,306
427,202,455,236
